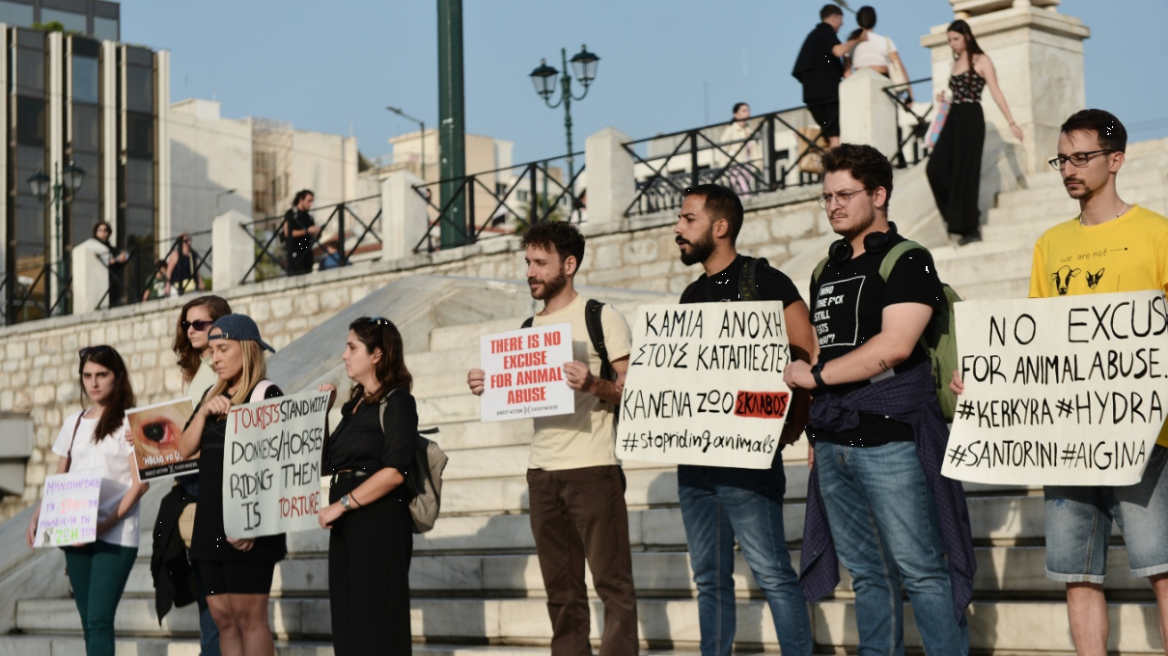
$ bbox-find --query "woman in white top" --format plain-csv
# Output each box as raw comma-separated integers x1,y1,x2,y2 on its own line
845,6,912,101
25,345,149,656
717,102,758,196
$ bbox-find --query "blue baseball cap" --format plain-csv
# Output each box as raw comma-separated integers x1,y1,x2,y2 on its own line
208,314,276,353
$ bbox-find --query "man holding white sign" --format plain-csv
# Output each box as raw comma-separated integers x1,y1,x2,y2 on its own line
672,183,816,656
953,110,1168,653
466,221,638,656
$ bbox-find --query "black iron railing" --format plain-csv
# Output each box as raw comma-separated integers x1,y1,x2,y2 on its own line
0,261,70,326
622,106,830,217
884,77,935,169
411,153,584,254
97,230,214,309
241,196,382,284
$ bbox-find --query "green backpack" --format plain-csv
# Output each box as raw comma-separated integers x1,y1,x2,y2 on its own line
812,240,960,422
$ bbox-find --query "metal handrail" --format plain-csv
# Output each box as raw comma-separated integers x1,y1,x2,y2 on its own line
883,76,935,169
0,261,71,326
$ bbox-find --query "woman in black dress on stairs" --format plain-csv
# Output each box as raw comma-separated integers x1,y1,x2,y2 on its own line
926,19,1024,246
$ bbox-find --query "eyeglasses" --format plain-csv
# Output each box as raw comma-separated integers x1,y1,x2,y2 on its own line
816,188,868,209
366,317,391,327
79,345,112,359
182,319,214,332
1048,150,1114,170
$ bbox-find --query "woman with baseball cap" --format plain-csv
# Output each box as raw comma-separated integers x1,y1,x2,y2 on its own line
178,314,283,656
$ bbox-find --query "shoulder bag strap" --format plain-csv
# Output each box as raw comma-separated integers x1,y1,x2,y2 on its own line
65,411,85,472
250,380,275,403
584,299,612,381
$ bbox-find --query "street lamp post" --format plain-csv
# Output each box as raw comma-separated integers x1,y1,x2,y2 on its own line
529,44,600,187
28,162,85,316
386,106,427,182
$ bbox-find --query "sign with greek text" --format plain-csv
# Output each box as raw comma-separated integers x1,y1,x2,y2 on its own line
129,398,197,481
480,323,575,421
943,290,1168,485
223,390,329,538
35,469,102,548
617,302,793,469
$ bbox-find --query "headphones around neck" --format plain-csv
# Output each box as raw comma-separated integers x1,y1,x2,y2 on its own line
828,222,898,263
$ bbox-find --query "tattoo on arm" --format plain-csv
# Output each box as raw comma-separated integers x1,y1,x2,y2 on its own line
878,359,890,372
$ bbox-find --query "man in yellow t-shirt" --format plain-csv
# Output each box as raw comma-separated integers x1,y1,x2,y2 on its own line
1029,110,1168,652
466,221,638,656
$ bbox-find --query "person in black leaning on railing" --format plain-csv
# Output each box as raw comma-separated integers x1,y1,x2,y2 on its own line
792,3,865,151
283,189,320,275
165,233,204,297
93,221,128,306
317,317,418,656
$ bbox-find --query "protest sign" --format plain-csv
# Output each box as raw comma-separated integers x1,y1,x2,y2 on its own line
35,468,102,548
479,323,575,422
943,290,1168,486
129,398,196,481
617,301,793,469
223,389,329,538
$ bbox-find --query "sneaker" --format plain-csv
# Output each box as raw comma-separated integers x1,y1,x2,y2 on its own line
957,232,983,246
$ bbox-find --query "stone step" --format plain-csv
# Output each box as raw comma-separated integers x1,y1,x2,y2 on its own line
1018,151,1168,190
413,372,476,400
952,276,1031,301
997,167,1168,207
14,596,1167,653
0,639,642,656
406,346,480,379
985,202,1078,225
430,317,531,352
928,241,1035,285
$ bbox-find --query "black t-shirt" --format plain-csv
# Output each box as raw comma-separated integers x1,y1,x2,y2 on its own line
187,382,288,563
324,390,418,502
284,208,315,254
809,235,944,445
679,255,803,306
793,23,844,104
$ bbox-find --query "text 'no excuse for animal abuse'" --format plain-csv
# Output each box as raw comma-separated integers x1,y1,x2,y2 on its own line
631,307,791,372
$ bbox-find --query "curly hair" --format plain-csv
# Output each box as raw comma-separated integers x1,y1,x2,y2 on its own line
821,143,894,209
520,221,586,269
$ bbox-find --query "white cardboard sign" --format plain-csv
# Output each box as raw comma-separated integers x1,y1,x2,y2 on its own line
35,468,102,548
617,301,793,469
943,290,1168,485
223,390,330,538
479,323,575,422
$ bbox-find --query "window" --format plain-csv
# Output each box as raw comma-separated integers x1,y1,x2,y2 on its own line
125,158,153,208
69,200,98,246
126,112,153,158
72,55,98,104
0,1,32,26
123,206,153,243
40,8,86,33
16,97,46,145
125,64,152,113
69,153,99,201
14,47,44,95
93,16,117,42
72,104,99,151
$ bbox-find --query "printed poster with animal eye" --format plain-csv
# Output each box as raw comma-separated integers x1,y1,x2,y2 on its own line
129,398,197,481
943,290,1168,486
617,301,794,469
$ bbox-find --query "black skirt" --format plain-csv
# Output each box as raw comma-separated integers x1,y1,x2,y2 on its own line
927,102,985,237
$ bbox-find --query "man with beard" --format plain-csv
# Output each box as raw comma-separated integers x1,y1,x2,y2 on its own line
953,110,1168,654
787,144,973,654
467,220,638,656
674,184,816,656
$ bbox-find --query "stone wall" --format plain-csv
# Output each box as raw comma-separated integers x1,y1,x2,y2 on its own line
0,187,824,522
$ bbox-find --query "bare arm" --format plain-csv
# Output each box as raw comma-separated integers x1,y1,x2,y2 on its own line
95,454,150,536
977,55,1024,142
164,251,177,295
564,356,628,405
781,301,816,445
889,51,912,100
831,33,865,58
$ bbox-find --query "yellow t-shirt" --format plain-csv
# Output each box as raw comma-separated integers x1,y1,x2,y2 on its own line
530,294,632,471
1029,205,1168,446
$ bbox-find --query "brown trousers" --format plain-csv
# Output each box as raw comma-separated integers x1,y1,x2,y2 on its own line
527,465,639,656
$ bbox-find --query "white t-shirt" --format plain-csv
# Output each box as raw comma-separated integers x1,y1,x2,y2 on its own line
851,31,896,70
51,411,140,547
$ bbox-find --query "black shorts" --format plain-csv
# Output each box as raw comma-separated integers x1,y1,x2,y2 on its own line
198,559,276,596
809,101,841,138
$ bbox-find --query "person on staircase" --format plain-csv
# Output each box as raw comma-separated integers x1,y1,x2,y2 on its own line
317,317,418,655
466,220,639,656
926,19,1023,246
178,315,285,656
25,345,150,656
792,3,866,151
952,110,1168,655
673,183,816,656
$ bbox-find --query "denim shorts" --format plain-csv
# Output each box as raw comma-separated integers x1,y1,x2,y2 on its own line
1045,445,1168,583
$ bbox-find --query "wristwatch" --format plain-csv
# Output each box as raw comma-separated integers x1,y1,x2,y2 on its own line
340,495,351,511
811,362,826,389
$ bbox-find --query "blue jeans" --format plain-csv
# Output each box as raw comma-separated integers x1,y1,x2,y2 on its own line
815,440,968,656
677,462,812,656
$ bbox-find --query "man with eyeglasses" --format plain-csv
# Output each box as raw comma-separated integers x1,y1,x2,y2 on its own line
786,144,973,654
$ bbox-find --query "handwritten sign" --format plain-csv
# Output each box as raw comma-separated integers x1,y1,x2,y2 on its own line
35,469,102,548
479,323,575,422
223,390,329,538
617,302,793,469
943,290,1168,485
129,398,197,481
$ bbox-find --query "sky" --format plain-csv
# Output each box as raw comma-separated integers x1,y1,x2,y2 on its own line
123,0,1168,168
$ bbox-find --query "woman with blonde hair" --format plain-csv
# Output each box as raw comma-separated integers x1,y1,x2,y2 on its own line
179,314,284,656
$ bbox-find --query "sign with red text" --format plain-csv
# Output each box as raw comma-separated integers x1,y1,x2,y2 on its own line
943,290,1168,486
480,323,575,422
618,301,793,469
129,398,197,481
35,469,102,548
223,390,329,538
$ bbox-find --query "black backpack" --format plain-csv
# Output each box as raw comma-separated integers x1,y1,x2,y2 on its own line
702,255,767,303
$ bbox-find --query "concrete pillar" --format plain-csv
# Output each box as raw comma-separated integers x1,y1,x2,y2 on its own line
381,171,428,261
584,127,634,224
72,239,109,313
839,68,899,158
922,0,1088,173
212,210,253,290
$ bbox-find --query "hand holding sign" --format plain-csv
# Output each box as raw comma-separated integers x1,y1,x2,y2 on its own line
479,324,575,421
33,469,103,548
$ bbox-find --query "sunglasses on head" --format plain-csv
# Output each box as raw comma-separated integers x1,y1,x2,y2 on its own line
79,345,112,360
366,317,391,327
182,319,214,332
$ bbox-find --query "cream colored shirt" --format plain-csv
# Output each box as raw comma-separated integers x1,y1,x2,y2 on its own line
184,356,219,405
529,295,632,470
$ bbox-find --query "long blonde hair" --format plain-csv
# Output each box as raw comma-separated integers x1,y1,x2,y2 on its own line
208,340,268,406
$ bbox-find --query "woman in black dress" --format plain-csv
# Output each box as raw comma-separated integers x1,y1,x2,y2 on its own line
178,314,284,656
317,317,418,655
926,19,1023,246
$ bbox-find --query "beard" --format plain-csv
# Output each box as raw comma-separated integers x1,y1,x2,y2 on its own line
834,207,877,241
529,268,568,300
677,230,716,266
1063,175,1096,201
